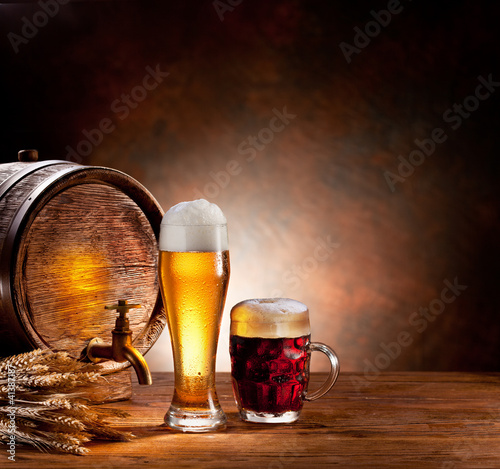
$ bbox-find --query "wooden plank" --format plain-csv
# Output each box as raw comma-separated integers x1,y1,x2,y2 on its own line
6,372,500,468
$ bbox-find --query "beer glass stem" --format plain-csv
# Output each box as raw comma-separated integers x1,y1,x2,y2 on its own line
165,345,227,431
304,342,340,401
166,386,226,432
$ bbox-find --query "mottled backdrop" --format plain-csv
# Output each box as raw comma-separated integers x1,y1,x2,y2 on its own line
0,0,499,373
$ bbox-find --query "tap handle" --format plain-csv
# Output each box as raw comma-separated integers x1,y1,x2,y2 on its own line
105,300,141,318
105,300,141,332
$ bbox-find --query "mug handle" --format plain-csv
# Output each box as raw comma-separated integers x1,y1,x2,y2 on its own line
304,342,340,401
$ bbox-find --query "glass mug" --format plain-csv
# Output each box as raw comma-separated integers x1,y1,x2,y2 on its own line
230,298,340,423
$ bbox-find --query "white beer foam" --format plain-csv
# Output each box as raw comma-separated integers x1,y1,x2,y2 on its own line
231,298,310,338
162,199,227,225
159,199,228,252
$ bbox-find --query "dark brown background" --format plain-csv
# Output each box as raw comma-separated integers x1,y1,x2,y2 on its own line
0,0,499,372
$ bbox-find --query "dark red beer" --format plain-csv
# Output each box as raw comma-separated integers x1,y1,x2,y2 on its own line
230,334,310,414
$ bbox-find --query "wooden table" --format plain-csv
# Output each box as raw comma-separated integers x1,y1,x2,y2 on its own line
8,372,500,468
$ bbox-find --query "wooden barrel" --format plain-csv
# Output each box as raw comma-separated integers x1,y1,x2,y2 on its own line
0,152,166,374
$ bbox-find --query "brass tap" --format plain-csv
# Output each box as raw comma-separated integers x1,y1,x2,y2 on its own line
86,300,153,385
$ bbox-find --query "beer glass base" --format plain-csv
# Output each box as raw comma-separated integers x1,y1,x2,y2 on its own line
165,407,227,433
239,409,301,424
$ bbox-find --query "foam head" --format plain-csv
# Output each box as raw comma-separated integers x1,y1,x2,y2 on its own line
230,298,310,338
159,199,228,252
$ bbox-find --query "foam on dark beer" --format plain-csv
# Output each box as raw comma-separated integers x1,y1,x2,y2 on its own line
231,298,311,338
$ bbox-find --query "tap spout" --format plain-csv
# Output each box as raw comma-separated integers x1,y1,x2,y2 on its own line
122,344,153,385
86,300,153,385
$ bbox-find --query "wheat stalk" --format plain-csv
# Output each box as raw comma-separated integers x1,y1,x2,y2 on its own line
0,349,134,455
0,418,90,455
0,350,44,374
0,406,87,432
0,371,101,389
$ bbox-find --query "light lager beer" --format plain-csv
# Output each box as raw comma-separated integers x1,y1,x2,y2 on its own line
159,199,229,432
160,251,229,407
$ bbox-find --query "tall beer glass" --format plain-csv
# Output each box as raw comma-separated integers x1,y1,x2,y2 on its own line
159,199,229,432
